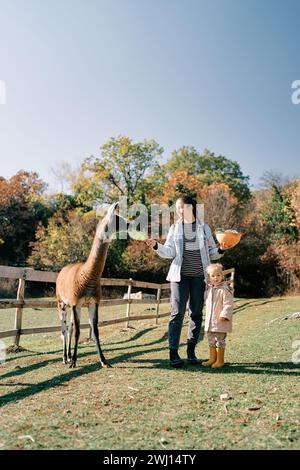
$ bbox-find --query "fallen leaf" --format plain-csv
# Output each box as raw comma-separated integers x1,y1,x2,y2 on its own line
220,393,231,401
160,436,168,448
18,435,35,442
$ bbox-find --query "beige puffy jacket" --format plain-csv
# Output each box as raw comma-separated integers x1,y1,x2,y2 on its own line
204,282,234,333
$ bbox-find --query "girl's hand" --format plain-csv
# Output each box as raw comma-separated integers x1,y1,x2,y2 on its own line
146,239,157,248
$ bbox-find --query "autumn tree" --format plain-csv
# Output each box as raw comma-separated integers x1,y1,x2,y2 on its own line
72,136,164,209
260,181,300,293
262,185,298,243
0,171,50,265
28,211,94,270
28,209,128,276
159,170,201,204
163,147,251,205
199,183,239,230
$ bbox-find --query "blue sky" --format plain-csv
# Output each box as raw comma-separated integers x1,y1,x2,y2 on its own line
0,0,299,192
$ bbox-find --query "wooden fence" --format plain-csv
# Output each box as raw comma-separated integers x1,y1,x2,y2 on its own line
0,265,234,347
0,266,172,346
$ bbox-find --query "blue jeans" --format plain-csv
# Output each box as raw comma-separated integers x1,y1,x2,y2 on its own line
169,275,205,350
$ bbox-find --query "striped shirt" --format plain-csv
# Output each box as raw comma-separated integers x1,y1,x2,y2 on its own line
180,221,204,277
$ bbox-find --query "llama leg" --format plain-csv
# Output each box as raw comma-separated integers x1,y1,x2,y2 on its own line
67,317,73,362
58,302,67,364
70,306,80,368
88,303,111,368
67,306,81,362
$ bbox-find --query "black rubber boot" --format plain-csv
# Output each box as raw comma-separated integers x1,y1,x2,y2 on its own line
187,341,200,365
169,349,184,368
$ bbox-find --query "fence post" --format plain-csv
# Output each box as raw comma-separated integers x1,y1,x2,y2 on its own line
155,287,161,325
231,268,235,294
14,272,26,348
126,278,133,328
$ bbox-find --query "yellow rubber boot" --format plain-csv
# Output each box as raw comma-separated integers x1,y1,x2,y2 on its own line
211,348,225,368
202,347,217,367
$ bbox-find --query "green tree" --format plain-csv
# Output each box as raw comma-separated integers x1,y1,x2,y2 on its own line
164,147,251,204
72,136,164,209
28,209,128,276
28,211,97,270
49,193,78,220
262,185,298,243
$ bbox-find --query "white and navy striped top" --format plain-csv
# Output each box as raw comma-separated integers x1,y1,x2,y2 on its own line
180,221,204,277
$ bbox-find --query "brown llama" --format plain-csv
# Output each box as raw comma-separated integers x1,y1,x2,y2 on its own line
56,202,130,368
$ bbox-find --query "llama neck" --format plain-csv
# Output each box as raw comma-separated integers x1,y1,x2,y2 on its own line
83,232,110,278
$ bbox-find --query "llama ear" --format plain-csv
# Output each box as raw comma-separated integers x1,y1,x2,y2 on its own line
107,202,118,216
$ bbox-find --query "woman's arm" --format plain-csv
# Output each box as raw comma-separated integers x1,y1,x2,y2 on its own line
152,224,176,259
204,224,224,260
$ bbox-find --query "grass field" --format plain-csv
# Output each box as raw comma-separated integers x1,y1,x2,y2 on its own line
0,296,299,450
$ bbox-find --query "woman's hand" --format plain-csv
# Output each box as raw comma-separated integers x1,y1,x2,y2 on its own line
146,239,157,249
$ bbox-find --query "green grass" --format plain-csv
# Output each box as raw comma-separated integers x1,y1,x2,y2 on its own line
0,296,299,450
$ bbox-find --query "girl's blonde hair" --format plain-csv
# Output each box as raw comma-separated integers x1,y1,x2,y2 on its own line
206,263,224,276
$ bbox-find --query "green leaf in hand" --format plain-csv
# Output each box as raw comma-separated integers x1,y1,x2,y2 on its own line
128,230,148,241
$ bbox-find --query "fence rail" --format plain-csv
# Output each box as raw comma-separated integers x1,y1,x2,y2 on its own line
0,265,235,346
0,265,172,345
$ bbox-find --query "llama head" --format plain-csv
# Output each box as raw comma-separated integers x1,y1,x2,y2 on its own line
97,202,131,241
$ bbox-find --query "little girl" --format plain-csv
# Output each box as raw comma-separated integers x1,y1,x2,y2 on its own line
202,263,234,368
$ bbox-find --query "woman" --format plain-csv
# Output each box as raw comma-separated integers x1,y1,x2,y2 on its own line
146,195,230,367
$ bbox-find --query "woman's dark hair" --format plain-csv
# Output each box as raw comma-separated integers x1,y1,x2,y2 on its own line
177,195,197,218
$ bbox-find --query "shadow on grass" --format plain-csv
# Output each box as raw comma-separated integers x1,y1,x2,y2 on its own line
178,360,300,376
0,326,185,407
1,315,299,409
0,343,173,408
0,359,53,381
1,346,300,409
4,326,162,364
233,298,285,314
0,382,36,387
0,329,169,383
103,327,159,346
0,362,101,408
225,361,300,374
117,358,300,377
105,331,169,353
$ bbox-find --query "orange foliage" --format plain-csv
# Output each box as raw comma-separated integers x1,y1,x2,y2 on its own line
160,171,201,204
198,183,239,229
0,171,45,206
